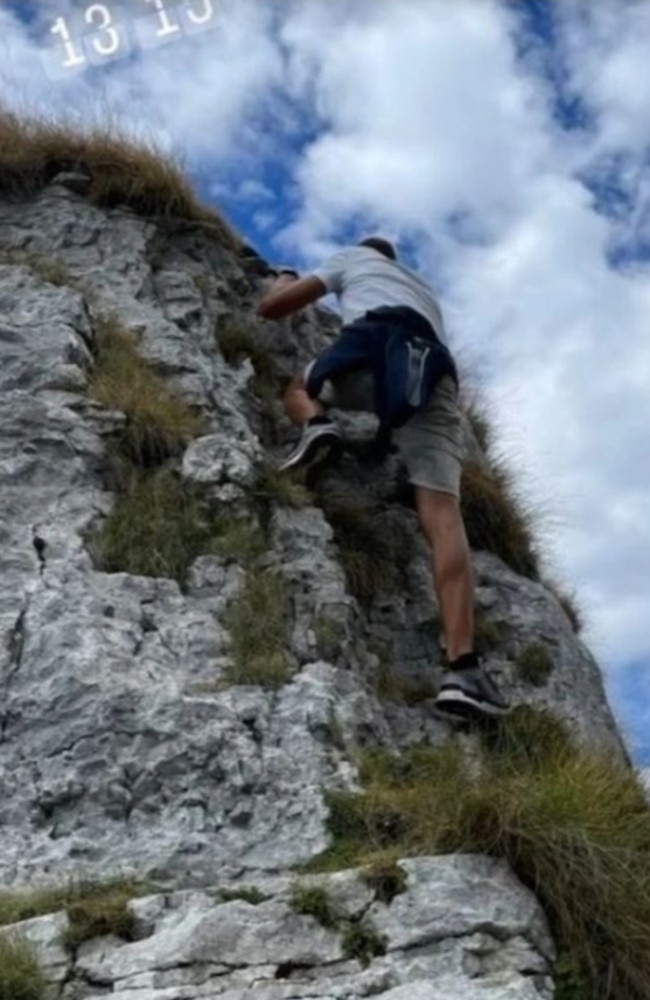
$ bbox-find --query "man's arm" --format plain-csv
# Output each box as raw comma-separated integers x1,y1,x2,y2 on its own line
256,272,327,320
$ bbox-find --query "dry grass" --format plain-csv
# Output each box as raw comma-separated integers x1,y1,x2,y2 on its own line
61,880,141,949
89,466,219,586
290,885,338,929
516,641,555,687
362,858,408,903
0,935,45,1000
473,611,513,654
223,571,293,688
461,460,541,579
0,878,145,953
216,321,275,383
0,108,240,246
88,309,268,584
0,248,74,287
458,391,551,584
251,463,313,510
89,314,205,466
210,514,266,567
311,707,650,1000
86,314,230,586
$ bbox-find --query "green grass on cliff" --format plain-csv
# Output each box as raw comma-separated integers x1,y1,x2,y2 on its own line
89,313,206,465
0,935,45,1000
86,311,273,587
89,465,214,585
0,878,145,955
0,107,240,245
86,312,238,586
460,460,541,580
308,707,650,1000
223,571,294,687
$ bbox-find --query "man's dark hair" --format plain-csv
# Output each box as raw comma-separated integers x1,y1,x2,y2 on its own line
358,236,397,260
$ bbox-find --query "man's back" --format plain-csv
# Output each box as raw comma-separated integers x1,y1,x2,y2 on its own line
313,246,448,345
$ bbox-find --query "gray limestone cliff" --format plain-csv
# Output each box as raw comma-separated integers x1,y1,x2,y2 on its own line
0,172,628,999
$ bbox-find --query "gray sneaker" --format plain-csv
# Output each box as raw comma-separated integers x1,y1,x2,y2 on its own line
279,421,343,472
434,664,510,720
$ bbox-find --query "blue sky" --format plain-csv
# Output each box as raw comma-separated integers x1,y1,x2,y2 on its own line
2,0,649,760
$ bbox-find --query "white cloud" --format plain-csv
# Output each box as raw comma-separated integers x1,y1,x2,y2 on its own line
1,0,284,164
555,1,650,155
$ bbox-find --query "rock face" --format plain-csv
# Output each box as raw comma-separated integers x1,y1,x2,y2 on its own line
0,176,626,997
1,857,555,999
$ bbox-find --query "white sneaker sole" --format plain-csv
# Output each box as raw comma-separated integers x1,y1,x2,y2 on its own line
279,432,342,472
434,688,510,719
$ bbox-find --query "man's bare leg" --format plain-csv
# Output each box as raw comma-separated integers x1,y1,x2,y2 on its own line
280,376,341,472
416,486,510,715
283,375,324,424
414,486,474,662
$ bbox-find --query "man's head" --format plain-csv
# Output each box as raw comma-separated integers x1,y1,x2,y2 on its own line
358,236,397,261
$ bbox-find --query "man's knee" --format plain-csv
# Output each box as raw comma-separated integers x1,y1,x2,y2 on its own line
284,374,306,398
417,487,461,517
416,487,464,542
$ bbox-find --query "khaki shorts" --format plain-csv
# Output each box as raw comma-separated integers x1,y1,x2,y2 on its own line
392,375,464,497
310,368,465,498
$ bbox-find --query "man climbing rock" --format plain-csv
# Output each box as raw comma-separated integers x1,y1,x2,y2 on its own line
256,238,509,720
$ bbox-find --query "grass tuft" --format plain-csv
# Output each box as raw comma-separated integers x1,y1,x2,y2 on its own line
0,935,46,1000
473,612,513,654
461,461,540,580
216,321,275,382
89,465,217,586
311,707,650,1000
62,881,140,949
290,885,338,930
89,314,205,466
554,952,591,1000
0,109,240,244
516,641,555,687
252,463,313,510
210,514,266,567
0,248,74,287
341,920,387,967
216,886,268,906
363,857,408,903
0,878,145,954
223,571,293,688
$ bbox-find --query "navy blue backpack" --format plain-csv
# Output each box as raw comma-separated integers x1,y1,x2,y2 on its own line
305,306,458,442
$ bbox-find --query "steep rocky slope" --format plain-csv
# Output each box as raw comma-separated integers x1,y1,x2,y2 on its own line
0,171,630,998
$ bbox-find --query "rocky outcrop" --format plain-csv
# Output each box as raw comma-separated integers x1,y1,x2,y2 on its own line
1,857,554,999
0,174,628,997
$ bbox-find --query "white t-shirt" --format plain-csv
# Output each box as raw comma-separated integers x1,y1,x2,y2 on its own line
312,246,448,346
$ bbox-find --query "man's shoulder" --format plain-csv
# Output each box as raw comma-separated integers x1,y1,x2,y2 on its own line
319,246,368,268
312,246,369,290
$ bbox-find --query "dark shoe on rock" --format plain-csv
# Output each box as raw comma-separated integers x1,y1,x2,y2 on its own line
279,421,343,472
434,653,510,720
